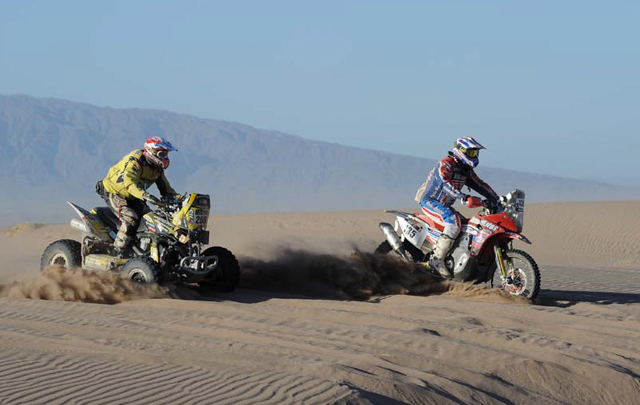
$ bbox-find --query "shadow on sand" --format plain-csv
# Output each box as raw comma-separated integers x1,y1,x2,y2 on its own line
170,250,451,304
537,289,640,307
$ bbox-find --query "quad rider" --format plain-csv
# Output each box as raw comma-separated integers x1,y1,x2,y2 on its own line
415,137,499,278
99,137,180,254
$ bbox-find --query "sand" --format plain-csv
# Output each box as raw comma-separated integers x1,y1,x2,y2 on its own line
0,201,639,404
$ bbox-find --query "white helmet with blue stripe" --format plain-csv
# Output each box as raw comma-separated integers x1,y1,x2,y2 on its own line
453,136,485,168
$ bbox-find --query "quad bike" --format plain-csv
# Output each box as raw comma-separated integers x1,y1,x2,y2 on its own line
376,189,541,300
41,193,240,292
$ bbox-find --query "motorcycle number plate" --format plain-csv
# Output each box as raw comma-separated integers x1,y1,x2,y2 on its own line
404,224,418,239
397,216,427,248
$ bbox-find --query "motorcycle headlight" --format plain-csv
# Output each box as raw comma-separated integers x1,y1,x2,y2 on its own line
504,190,525,232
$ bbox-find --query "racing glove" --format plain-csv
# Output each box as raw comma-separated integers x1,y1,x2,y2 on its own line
161,193,184,204
143,192,162,206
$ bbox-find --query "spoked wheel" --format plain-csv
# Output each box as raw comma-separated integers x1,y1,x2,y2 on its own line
121,258,158,284
491,249,541,301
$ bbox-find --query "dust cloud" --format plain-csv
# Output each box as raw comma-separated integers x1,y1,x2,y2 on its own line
0,266,168,304
239,249,528,303
0,252,526,304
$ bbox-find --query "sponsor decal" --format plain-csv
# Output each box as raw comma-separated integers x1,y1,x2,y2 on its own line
480,219,499,232
461,225,478,235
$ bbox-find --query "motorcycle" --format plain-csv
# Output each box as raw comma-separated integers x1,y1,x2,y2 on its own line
40,193,241,292
375,189,541,300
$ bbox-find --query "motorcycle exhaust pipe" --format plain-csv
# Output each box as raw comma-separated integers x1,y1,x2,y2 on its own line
70,218,89,233
379,222,410,261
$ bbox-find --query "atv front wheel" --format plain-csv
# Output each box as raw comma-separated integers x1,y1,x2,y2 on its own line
200,247,241,293
41,239,82,271
121,258,158,284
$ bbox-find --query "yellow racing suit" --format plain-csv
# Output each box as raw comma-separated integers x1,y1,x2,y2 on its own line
101,149,176,249
103,149,176,200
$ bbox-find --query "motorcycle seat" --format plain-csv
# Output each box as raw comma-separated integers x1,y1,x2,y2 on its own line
94,207,120,231
414,212,469,232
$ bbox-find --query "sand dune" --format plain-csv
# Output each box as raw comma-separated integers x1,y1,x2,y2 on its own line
1,201,639,404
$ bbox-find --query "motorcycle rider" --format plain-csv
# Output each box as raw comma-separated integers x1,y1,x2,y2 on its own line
100,137,179,253
415,136,499,278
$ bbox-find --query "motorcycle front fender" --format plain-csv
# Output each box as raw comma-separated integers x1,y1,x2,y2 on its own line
502,231,532,244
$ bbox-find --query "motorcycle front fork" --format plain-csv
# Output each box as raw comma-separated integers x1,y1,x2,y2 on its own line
493,244,513,283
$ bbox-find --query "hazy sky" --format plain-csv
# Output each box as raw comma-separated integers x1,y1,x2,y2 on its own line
1,0,638,182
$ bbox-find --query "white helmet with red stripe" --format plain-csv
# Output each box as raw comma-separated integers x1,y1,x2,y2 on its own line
143,137,177,169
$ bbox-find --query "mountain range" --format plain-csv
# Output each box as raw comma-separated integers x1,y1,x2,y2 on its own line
1,94,637,225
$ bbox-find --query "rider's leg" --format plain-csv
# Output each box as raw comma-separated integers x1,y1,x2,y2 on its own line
105,193,139,250
420,200,461,278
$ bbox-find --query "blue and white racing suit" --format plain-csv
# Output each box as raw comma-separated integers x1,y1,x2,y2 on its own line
415,153,498,239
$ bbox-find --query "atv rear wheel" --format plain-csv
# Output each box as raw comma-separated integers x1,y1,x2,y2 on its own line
200,247,240,293
41,239,82,271
490,249,541,301
121,258,158,284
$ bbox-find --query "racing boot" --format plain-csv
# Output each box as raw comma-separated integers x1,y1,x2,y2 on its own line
113,232,132,258
428,235,454,279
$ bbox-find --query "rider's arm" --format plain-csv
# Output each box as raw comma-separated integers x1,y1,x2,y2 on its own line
467,171,499,201
156,172,177,197
439,160,462,200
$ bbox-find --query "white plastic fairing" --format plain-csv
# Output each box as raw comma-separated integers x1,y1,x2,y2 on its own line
396,215,428,249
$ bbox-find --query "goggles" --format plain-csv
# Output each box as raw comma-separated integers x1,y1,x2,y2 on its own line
459,147,479,158
156,150,169,159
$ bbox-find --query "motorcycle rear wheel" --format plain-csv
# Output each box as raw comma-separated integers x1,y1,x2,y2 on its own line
374,241,393,255
374,240,425,262
491,249,540,301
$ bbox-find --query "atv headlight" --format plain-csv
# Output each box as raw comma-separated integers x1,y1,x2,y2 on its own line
178,232,190,244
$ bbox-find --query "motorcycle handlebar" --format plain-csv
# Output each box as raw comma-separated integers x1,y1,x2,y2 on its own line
482,199,501,213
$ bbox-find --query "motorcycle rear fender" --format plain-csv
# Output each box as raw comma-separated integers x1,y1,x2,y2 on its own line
385,210,428,249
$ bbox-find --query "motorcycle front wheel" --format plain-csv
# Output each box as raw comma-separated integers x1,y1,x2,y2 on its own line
490,249,541,301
